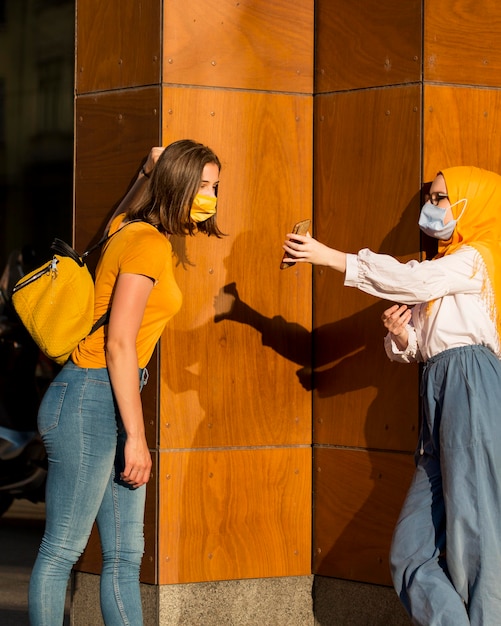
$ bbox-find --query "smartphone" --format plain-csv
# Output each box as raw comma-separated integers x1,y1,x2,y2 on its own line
280,219,311,269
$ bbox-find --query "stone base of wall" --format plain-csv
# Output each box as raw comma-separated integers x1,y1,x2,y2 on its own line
71,572,411,625
313,576,411,625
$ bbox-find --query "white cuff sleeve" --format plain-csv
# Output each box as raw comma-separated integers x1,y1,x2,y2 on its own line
383,325,420,363
344,253,359,287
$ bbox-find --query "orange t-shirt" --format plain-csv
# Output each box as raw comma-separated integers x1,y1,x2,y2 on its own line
72,214,182,368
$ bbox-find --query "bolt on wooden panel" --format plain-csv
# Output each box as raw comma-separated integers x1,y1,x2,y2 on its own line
313,447,415,585
424,85,501,180
158,86,313,449
158,447,312,584
315,0,421,93
76,0,161,94
313,86,421,452
425,0,501,87
163,0,313,93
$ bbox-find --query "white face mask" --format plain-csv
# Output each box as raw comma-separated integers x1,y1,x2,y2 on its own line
418,198,467,240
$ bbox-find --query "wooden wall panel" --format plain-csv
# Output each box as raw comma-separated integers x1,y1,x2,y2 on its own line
425,0,501,86
74,92,161,450
423,85,501,180
158,87,313,449
73,88,161,583
158,447,311,584
163,0,314,93
74,88,161,253
313,447,415,585
316,0,421,92
313,86,421,451
76,0,161,93
74,1,315,589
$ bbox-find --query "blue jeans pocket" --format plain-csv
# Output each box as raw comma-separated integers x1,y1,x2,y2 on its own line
38,382,68,435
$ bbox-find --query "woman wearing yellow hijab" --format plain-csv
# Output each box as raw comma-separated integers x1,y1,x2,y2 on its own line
282,167,501,625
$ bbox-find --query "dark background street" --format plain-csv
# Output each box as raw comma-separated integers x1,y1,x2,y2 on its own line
0,500,70,625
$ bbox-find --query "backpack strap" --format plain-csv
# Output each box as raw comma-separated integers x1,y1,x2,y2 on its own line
89,310,110,335
81,219,143,260
84,219,143,336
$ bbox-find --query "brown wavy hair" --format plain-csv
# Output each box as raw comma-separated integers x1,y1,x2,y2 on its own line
126,139,224,237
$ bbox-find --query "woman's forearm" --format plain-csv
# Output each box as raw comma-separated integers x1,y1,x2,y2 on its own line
282,233,347,272
106,345,145,438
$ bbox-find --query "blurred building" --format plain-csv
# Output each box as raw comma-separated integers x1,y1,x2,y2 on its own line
0,0,74,270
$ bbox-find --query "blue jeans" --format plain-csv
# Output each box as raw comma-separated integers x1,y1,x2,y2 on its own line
390,345,501,625
29,362,148,626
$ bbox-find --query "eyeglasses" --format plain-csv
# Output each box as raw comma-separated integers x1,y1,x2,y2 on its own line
426,191,449,206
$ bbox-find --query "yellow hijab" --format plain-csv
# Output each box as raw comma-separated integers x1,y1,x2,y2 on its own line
438,166,501,338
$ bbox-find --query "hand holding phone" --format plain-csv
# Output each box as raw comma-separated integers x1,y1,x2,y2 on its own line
280,219,311,269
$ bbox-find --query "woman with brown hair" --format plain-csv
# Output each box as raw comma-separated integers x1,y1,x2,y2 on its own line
29,139,223,625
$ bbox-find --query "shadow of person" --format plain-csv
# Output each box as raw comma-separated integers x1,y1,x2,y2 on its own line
211,189,422,398
214,278,417,620
213,280,417,448
210,195,420,622
156,222,317,600
155,192,419,620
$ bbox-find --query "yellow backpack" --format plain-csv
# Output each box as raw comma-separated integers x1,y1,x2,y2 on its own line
11,223,137,365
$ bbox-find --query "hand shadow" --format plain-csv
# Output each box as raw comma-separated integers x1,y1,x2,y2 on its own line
214,281,393,398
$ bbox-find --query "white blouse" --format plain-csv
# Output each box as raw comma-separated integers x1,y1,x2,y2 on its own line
344,245,500,363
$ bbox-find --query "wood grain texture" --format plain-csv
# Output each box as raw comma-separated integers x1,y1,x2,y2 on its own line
74,88,161,255
316,0,421,92
73,0,443,591
425,0,501,86
424,84,501,180
313,86,421,451
158,447,311,583
76,0,161,93
158,87,313,449
313,447,415,585
163,0,313,93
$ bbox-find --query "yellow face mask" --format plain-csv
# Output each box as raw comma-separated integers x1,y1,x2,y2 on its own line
190,194,217,223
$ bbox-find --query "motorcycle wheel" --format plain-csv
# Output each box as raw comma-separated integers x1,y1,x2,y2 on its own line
0,492,14,517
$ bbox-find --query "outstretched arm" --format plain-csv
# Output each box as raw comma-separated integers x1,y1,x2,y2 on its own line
282,232,347,272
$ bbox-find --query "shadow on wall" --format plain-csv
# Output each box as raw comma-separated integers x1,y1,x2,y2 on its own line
154,192,420,621
209,193,420,616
